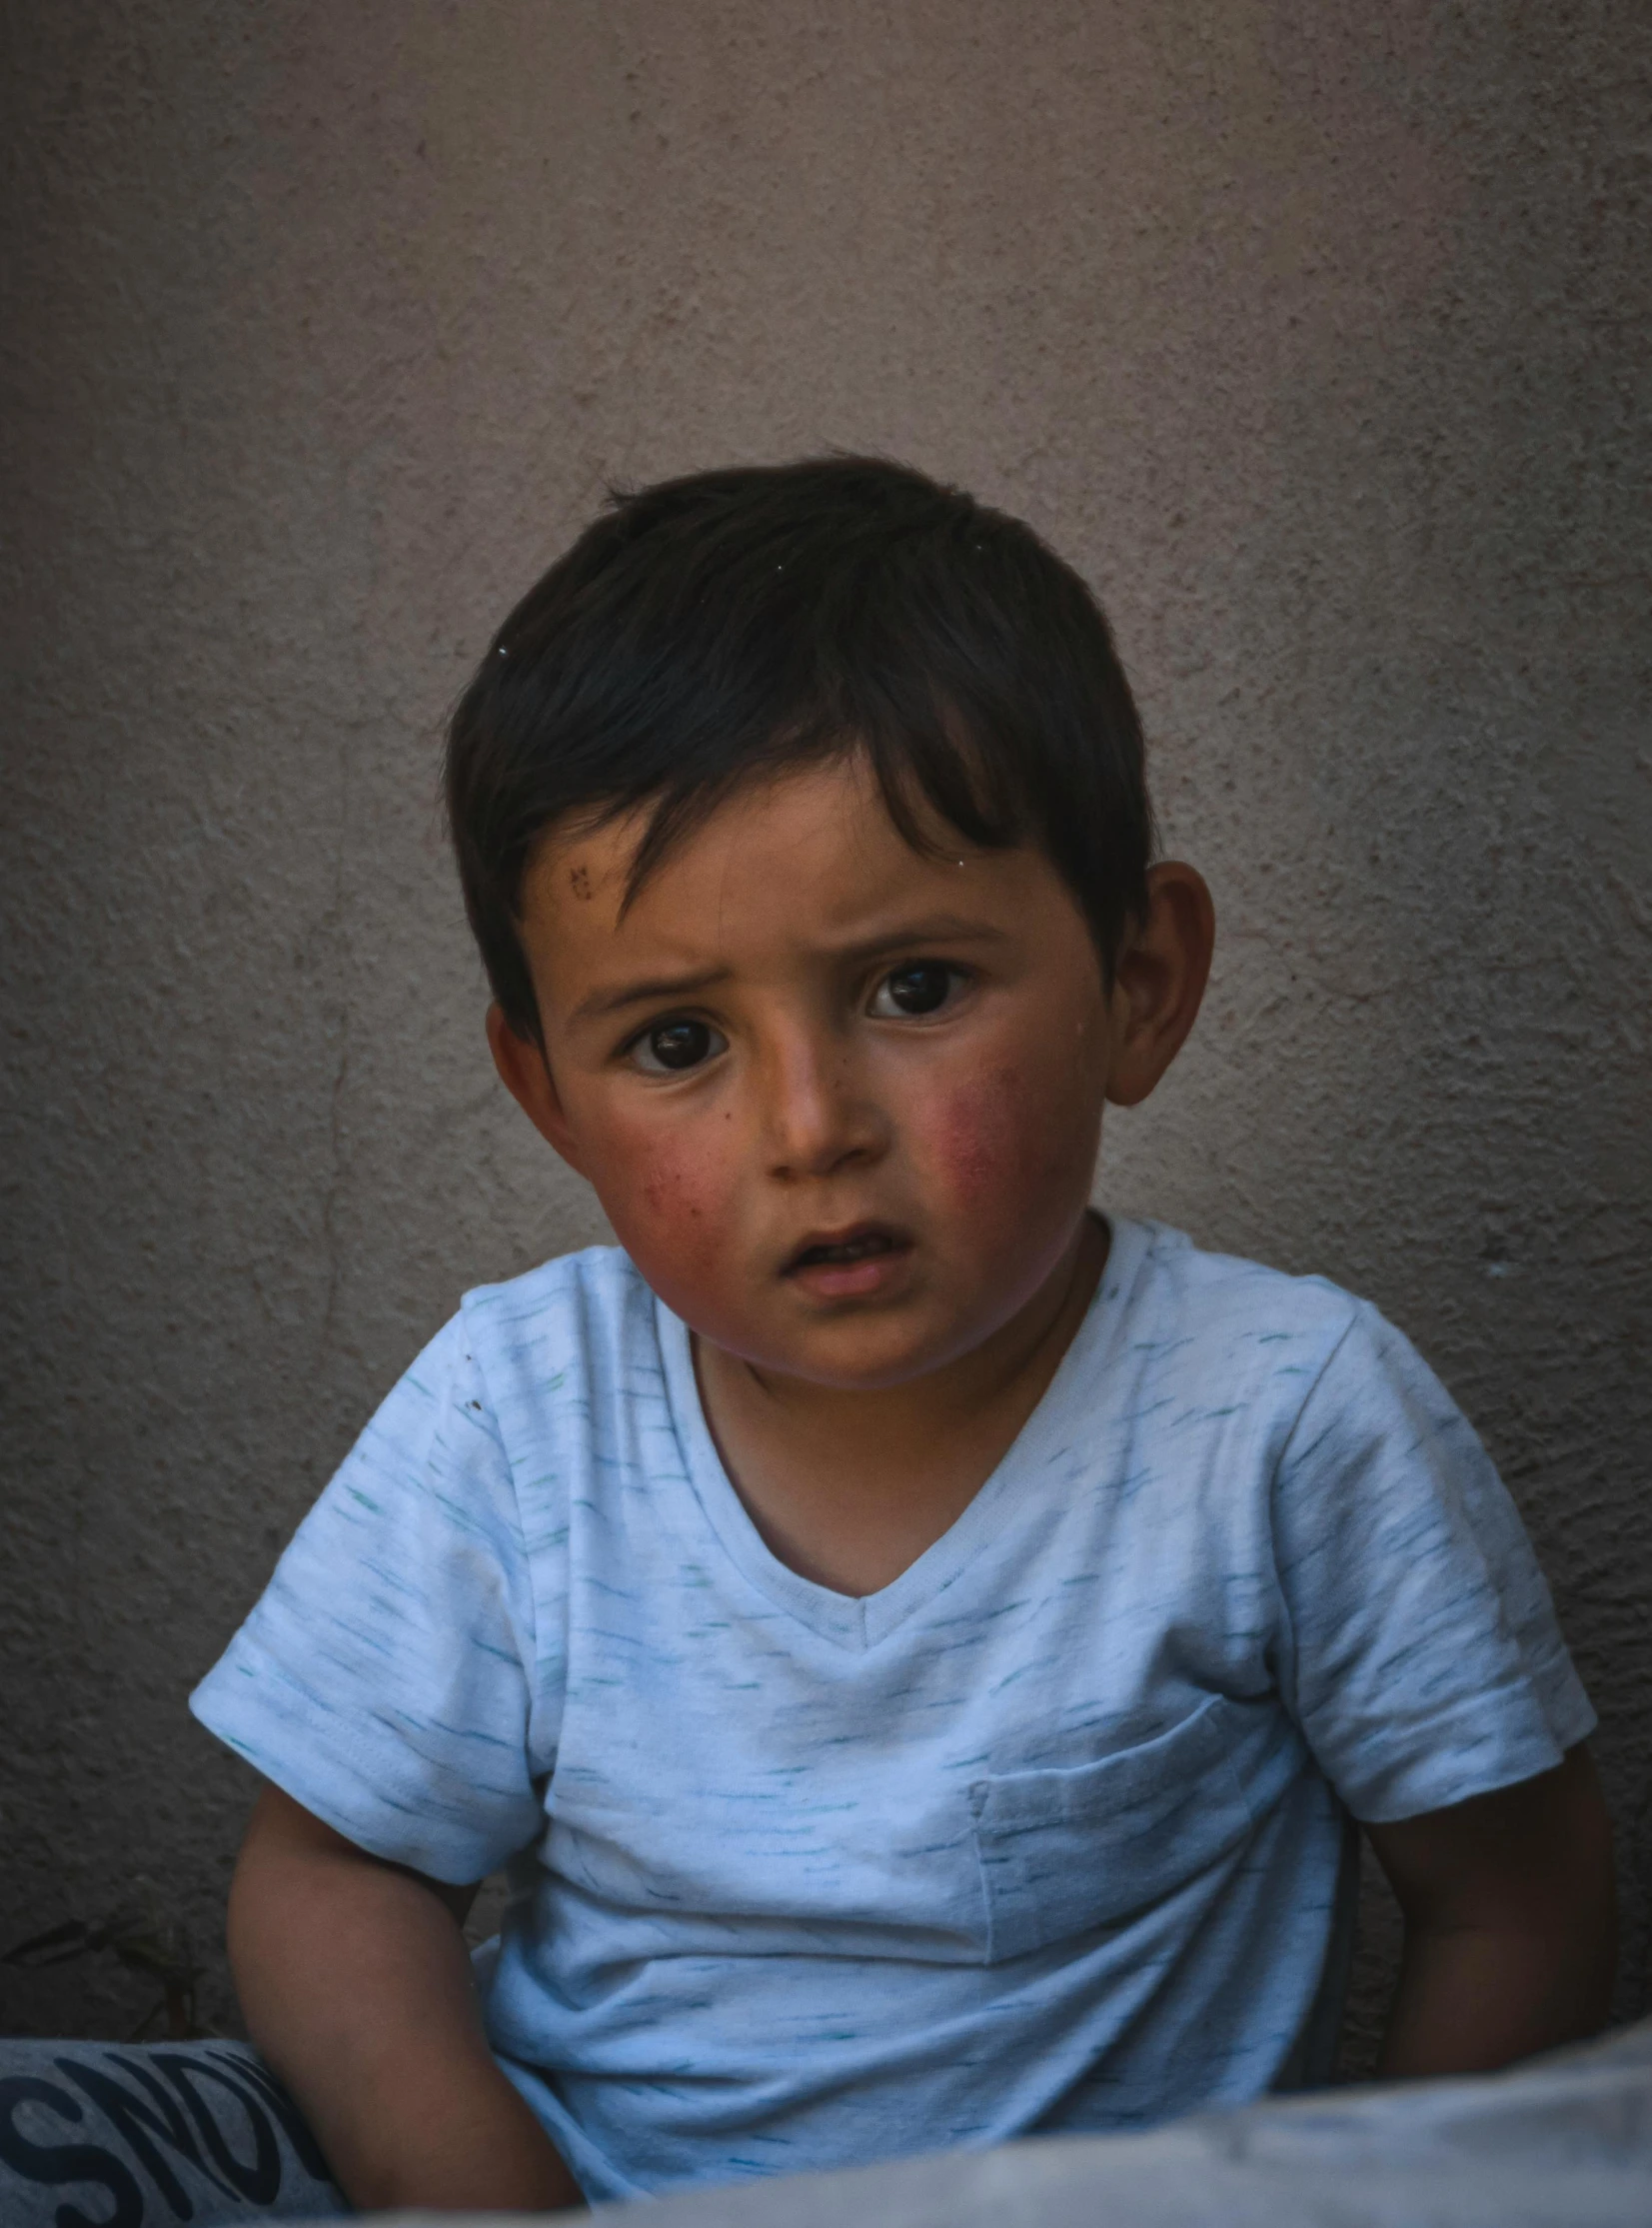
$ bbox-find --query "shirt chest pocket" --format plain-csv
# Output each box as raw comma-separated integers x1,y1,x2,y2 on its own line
967,1693,1259,1962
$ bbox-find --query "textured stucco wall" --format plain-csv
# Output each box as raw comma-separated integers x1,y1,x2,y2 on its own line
3,1,1648,2060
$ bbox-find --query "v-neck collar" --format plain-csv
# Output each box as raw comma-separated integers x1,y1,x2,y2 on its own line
653,1214,1152,1653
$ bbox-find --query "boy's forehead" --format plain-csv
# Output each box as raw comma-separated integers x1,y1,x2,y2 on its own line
515,757,1077,1019
524,761,956,940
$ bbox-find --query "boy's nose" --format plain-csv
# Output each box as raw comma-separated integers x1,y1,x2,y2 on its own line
759,1034,888,1180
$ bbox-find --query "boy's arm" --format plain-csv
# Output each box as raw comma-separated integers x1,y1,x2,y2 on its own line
1365,1742,1616,2079
228,1783,583,2213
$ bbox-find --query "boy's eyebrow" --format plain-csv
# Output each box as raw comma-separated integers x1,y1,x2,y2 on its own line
834,914,1015,963
568,917,1015,1026
570,967,734,1025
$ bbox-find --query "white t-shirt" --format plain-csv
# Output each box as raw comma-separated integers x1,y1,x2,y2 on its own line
191,1217,1593,2201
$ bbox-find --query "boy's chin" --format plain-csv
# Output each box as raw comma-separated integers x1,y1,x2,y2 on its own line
704,1300,1001,1394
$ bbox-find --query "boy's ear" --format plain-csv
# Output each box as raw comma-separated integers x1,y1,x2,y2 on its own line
486,1004,588,1176
1103,861,1215,1109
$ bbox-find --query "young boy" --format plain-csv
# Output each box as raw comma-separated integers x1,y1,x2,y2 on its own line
192,458,1615,2213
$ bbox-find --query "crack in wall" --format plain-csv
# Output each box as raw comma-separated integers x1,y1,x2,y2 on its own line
315,734,353,1364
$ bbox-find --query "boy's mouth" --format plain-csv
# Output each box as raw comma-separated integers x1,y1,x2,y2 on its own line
782,1222,912,1296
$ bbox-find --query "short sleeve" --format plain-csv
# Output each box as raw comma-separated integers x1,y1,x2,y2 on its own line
1269,1303,1595,1822
190,1315,550,1882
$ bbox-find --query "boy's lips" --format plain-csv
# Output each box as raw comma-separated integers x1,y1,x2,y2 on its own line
781,1221,913,1299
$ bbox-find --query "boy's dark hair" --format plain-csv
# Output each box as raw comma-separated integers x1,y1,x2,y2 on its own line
446,456,1155,1044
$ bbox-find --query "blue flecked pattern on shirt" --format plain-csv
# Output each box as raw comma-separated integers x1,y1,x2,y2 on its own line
191,1218,1593,2201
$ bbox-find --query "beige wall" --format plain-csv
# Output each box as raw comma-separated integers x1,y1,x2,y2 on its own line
3,1,1648,2057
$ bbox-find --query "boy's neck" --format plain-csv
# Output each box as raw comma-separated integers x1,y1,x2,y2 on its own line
692,1212,1109,1598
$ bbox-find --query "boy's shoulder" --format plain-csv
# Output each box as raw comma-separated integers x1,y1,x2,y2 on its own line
1097,1216,1417,1453
1116,1215,1369,1354
461,1238,650,1325
456,1240,655,1370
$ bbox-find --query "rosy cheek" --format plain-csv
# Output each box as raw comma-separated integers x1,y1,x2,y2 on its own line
639,1161,704,1225
588,1120,734,1298
632,1148,718,1239
928,1061,1092,1227
930,1068,1030,1209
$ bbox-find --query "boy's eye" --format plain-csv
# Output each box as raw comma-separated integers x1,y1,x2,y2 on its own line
870,963,960,1019
630,1018,728,1074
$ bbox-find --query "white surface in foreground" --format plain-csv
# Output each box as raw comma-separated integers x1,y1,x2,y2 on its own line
363,2015,1652,2227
